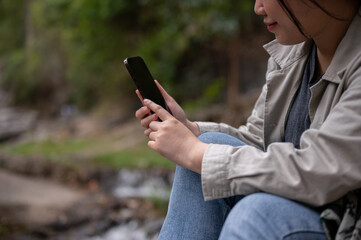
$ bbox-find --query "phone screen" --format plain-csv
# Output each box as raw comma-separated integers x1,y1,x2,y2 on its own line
124,56,171,113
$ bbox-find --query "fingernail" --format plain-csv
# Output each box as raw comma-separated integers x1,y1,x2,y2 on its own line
144,99,150,104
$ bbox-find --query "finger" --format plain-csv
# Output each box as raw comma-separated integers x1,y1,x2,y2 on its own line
148,131,157,141
140,113,158,128
135,89,144,104
135,106,151,120
147,140,156,151
140,114,155,128
148,119,162,131
155,80,173,102
144,128,152,137
143,99,172,121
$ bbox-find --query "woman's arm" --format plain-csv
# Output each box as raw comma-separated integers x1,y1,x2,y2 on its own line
196,84,267,150
202,67,361,206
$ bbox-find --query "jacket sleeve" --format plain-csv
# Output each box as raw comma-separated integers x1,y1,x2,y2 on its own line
196,84,267,150
201,64,361,207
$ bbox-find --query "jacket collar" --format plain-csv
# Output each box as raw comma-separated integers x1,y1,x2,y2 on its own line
263,39,312,70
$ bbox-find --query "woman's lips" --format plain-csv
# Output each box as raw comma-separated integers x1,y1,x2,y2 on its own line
266,22,278,32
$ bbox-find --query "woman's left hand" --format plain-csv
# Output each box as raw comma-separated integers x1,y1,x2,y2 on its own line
143,99,207,174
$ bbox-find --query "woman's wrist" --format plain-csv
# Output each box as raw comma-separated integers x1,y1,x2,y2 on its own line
187,140,207,174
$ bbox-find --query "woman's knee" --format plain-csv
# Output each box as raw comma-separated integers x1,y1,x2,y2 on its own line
224,192,280,228
198,132,245,146
219,193,277,239
220,192,327,240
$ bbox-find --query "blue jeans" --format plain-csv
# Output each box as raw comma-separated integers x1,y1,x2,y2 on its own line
158,132,327,240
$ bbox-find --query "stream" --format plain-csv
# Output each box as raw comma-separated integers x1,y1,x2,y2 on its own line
88,169,173,240
0,152,174,240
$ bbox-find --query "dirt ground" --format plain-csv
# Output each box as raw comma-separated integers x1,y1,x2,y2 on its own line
0,169,85,226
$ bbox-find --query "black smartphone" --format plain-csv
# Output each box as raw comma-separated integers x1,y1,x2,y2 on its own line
124,56,171,114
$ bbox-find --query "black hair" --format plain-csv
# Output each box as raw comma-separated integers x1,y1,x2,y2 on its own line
278,0,305,36
278,0,359,37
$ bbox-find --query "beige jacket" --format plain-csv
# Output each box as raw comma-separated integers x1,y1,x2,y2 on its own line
198,10,361,207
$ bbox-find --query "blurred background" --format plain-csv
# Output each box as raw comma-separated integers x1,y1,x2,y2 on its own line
0,0,272,239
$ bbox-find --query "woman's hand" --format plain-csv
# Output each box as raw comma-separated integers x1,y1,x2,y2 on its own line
143,99,207,174
135,80,200,137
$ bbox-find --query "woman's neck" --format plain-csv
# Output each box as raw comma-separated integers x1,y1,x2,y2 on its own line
314,4,359,74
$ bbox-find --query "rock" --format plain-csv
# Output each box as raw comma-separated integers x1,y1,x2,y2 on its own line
0,169,85,227
0,169,123,239
0,89,12,108
0,108,37,142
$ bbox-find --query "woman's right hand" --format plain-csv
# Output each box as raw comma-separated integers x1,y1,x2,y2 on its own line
135,80,200,137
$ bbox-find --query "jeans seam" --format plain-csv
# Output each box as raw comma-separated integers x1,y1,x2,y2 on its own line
282,229,326,239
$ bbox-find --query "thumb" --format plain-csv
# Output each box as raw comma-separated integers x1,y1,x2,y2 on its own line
143,99,172,121
155,80,174,102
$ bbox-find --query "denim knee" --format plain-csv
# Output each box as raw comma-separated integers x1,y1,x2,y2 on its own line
221,193,278,239
219,192,327,240
198,132,245,147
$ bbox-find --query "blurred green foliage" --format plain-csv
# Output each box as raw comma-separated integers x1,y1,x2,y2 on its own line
0,0,260,113
0,138,174,170
93,144,175,169
0,138,92,157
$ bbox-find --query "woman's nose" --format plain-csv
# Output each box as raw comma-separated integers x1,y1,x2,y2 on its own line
254,0,266,16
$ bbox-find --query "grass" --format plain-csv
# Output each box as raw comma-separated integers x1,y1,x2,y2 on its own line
0,139,93,156
0,139,95,168
0,138,175,170
92,142,175,169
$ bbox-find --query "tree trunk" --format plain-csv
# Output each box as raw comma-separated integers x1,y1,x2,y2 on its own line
227,34,241,109
24,0,33,60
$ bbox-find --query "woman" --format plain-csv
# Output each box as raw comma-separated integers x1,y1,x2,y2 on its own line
136,0,361,239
